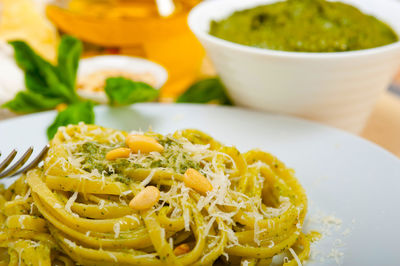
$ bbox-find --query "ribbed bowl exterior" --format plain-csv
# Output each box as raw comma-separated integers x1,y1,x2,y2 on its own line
189,0,400,133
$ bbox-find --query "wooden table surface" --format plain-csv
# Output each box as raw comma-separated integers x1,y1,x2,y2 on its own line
362,91,400,157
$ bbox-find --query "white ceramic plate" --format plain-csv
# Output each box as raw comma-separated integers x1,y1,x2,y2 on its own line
1,104,399,265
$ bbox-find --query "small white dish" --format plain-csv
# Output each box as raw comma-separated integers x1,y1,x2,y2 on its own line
0,103,400,264
77,55,168,104
188,0,400,133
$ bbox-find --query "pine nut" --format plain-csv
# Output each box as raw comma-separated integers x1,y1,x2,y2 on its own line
105,148,131,160
183,168,213,194
126,134,164,154
129,186,160,210
173,243,190,256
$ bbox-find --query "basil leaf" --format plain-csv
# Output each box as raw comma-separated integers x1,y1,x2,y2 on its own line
24,71,73,100
8,40,77,103
57,35,82,91
1,91,64,113
8,41,54,74
47,101,95,140
176,78,232,105
105,77,159,106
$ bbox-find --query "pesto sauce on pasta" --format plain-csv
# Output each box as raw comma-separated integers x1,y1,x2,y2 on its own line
0,124,313,265
77,137,200,177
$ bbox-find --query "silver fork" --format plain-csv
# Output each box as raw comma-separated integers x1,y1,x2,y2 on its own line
0,145,50,178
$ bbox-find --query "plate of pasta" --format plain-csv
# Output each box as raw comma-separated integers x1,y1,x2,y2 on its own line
0,103,399,265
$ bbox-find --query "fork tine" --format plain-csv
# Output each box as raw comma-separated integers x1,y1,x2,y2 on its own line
12,144,50,177
0,147,33,178
0,149,17,173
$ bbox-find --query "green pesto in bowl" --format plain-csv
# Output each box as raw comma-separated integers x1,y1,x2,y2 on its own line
209,0,399,52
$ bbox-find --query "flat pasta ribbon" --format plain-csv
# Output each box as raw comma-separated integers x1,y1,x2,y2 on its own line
0,123,313,265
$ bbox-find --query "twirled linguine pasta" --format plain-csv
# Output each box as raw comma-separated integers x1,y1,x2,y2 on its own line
0,123,313,265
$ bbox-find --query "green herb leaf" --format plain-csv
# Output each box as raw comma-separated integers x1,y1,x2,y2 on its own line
24,71,73,101
176,78,232,105
1,91,64,113
4,37,96,140
57,35,82,91
47,101,95,139
8,41,55,74
8,40,77,103
104,77,159,106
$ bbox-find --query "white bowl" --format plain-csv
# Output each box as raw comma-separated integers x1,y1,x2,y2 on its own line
77,55,168,104
188,0,400,133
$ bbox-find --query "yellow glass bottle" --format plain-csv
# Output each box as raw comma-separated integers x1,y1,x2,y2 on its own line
46,0,205,100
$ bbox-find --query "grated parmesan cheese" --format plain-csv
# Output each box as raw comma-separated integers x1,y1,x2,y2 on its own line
203,216,216,237
328,248,344,264
289,248,302,266
126,215,141,225
121,190,132,196
113,222,120,239
98,200,105,210
108,252,118,262
140,169,156,187
65,191,79,217
305,211,351,265
18,215,26,229
64,238,77,248
23,188,31,201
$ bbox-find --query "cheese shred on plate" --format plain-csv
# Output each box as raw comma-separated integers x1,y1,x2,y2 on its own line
0,123,314,265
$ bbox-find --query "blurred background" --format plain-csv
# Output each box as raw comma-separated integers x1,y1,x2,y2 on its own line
0,0,209,102
1,0,400,101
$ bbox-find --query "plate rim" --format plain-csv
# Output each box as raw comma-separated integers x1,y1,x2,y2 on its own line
0,103,399,164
